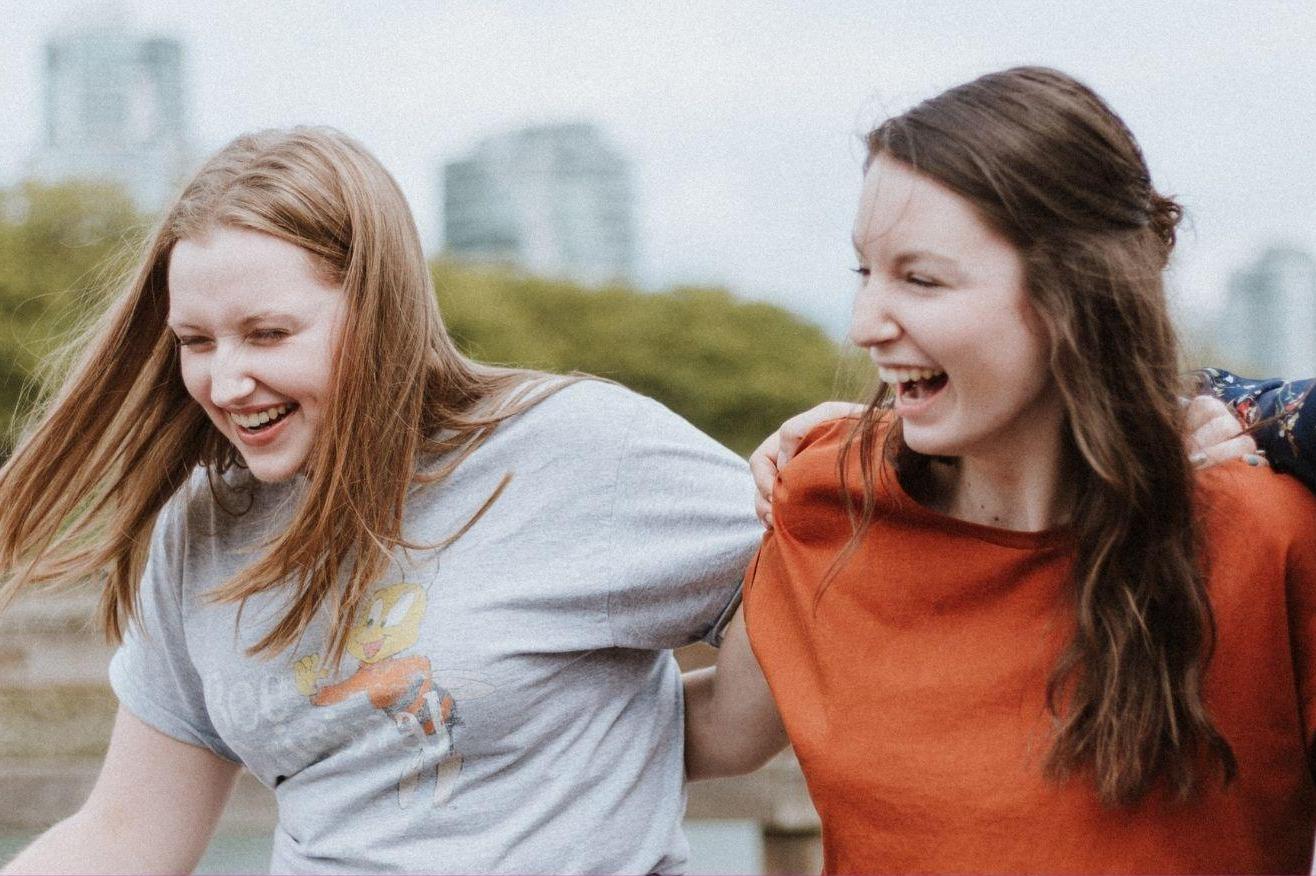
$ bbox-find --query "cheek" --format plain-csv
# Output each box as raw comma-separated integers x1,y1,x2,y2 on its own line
177,358,210,407
288,339,337,402
1011,302,1053,375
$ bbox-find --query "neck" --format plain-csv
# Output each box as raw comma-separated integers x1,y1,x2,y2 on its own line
926,422,1073,533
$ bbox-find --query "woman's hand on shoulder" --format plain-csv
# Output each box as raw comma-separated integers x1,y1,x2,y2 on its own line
1184,395,1261,469
751,402,866,529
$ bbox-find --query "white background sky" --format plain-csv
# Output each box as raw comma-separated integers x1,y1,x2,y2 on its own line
2,1,1314,339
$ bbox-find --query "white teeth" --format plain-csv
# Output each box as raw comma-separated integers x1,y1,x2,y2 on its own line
878,366,945,386
229,404,290,429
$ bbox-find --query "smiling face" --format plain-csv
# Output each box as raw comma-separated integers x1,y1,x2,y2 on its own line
849,154,1063,461
347,583,427,664
168,225,346,483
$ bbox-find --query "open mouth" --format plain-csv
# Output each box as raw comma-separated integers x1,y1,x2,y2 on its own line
899,372,948,402
878,367,948,404
231,403,300,434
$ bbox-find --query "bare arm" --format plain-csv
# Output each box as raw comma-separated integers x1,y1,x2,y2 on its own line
3,706,240,875
684,608,789,781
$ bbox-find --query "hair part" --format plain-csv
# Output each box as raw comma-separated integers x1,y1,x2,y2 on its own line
839,67,1234,804
0,126,576,668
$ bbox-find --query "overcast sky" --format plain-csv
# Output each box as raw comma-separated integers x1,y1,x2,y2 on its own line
2,1,1313,338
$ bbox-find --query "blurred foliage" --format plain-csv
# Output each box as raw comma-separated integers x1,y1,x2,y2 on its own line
434,262,862,454
0,180,860,459
0,180,146,451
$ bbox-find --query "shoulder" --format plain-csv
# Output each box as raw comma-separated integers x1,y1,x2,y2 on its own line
773,417,868,540
1195,460,1316,550
789,418,857,469
506,377,647,435
496,377,738,462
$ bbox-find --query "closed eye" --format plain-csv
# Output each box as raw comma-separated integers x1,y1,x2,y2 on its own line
905,273,940,288
850,267,870,279
175,335,211,348
249,329,289,342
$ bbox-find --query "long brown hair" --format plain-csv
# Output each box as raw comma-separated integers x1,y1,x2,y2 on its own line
0,127,570,666
840,67,1234,804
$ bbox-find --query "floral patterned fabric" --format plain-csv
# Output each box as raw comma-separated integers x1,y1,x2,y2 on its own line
1203,368,1315,492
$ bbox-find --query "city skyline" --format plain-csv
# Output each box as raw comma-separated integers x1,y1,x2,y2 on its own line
1222,247,1316,376
443,122,635,285
2,2,1313,339
28,15,192,211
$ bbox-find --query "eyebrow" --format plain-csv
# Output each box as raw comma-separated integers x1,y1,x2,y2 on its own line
893,251,960,272
850,238,961,272
167,311,299,332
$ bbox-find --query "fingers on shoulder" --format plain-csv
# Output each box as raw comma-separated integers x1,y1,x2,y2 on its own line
1184,394,1236,431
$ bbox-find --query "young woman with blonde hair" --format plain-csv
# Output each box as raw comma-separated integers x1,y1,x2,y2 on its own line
0,127,763,874
686,67,1316,874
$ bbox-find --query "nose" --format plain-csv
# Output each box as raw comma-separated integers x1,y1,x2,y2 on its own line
208,344,257,408
847,278,902,348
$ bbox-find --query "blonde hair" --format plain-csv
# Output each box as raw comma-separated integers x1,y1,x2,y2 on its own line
0,127,571,665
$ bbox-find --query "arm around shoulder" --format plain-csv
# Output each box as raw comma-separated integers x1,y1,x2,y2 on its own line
1203,369,1316,491
683,608,789,781
3,706,240,875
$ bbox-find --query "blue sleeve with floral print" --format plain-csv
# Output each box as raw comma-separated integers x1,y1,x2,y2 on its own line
1202,368,1316,493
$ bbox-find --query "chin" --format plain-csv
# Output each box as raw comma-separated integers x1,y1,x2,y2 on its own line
241,456,304,483
900,425,963,458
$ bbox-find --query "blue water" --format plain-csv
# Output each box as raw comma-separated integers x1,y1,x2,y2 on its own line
1,819,762,875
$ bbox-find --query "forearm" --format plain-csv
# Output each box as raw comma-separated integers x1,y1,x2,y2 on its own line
2,805,207,875
4,709,240,875
683,611,789,781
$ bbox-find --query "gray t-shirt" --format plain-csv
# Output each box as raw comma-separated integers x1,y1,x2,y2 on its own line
108,380,761,875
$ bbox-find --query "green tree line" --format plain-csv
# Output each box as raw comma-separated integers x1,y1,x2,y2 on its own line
0,180,861,459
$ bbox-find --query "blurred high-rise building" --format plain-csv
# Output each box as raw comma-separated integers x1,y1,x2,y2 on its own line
1220,246,1316,375
442,123,635,286
28,14,192,212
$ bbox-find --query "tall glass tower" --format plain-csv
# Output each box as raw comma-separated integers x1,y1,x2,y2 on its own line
29,14,192,212
442,123,635,286
1222,246,1316,375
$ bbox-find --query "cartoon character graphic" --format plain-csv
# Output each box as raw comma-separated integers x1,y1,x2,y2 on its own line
293,570,487,809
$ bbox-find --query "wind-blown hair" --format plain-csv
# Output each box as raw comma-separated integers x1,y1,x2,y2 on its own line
0,126,567,666
840,67,1234,804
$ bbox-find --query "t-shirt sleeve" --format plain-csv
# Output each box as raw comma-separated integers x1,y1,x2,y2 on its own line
1203,368,1316,493
108,490,242,764
604,395,762,650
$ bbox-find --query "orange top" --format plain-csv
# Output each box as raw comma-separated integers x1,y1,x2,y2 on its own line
744,420,1316,875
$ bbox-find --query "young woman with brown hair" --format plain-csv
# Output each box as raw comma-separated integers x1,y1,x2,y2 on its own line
0,127,764,874
685,67,1316,873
